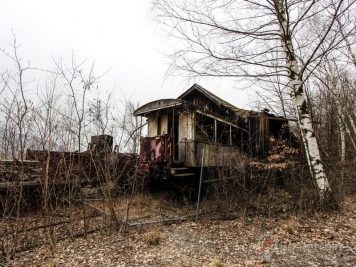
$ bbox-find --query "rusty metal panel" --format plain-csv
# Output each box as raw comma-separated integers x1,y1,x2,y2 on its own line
140,135,174,163
90,135,113,154
0,160,42,185
26,148,137,186
26,150,93,183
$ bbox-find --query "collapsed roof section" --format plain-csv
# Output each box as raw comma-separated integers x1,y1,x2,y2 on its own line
133,83,264,119
178,83,260,118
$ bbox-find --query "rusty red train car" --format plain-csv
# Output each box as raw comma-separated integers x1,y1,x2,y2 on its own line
134,84,295,182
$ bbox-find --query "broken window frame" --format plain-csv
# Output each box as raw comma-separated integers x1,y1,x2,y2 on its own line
195,110,240,147
216,120,230,145
195,112,215,142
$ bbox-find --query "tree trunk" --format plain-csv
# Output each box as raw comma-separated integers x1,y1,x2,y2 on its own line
347,113,356,136
337,100,346,188
277,1,331,201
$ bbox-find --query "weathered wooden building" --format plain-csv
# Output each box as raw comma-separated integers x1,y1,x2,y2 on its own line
134,84,292,178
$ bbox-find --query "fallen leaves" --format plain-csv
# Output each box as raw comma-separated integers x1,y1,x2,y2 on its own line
2,195,356,266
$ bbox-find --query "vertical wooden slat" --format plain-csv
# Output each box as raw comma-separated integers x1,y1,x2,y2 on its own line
229,125,232,146
214,119,217,143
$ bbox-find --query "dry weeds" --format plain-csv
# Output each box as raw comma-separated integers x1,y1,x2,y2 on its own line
2,195,356,266
142,229,161,246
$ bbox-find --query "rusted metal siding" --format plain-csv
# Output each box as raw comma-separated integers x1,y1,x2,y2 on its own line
26,146,137,186
90,135,113,154
139,135,174,163
0,160,42,187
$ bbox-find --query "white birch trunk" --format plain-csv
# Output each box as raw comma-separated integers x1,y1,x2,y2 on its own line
340,96,356,151
337,105,346,163
330,73,348,161
277,1,331,200
337,103,346,187
347,113,356,136
344,115,356,151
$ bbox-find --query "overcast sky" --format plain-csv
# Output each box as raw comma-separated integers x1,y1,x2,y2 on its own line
0,0,251,108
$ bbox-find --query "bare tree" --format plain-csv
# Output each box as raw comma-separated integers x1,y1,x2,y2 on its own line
0,36,36,255
54,56,102,152
123,101,143,154
153,0,356,202
88,93,113,135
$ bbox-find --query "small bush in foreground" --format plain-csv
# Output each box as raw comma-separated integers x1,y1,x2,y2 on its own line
142,229,161,246
285,219,298,235
213,260,227,267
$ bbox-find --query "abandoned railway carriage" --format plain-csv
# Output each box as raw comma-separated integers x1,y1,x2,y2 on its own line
134,84,292,181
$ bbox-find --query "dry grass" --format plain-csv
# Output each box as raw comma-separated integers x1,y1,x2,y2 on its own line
212,260,227,267
130,193,148,210
46,258,58,267
142,229,161,246
285,219,298,235
350,222,356,233
5,195,356,266
130,193,161,212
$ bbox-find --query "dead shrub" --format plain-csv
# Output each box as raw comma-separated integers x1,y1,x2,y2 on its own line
350,223,356,234
212,260,227,267
46,258,58,267
285,219,298,235
142,229,161,246
131,193,160,211
130,193,147,209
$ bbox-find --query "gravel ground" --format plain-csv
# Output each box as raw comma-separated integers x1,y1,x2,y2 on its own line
3,197,356,267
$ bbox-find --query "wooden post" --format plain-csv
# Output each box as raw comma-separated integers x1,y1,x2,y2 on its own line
214,120,217,143
195,148,205,222
229,125,232,146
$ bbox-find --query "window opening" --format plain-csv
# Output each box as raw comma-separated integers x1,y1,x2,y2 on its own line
195,112,215,142
216,121,229,145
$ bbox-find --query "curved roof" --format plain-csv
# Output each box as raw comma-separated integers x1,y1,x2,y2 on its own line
133,99,184,116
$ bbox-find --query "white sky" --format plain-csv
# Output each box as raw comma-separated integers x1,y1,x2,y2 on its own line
0,0,251,109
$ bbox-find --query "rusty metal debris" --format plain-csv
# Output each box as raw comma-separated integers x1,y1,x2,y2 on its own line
0,135,137,214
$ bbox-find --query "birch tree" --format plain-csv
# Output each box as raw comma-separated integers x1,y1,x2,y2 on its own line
153,0,356,202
